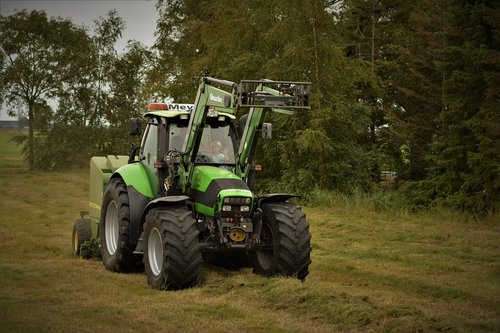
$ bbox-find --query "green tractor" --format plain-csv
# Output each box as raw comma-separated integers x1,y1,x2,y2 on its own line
72,77,312,290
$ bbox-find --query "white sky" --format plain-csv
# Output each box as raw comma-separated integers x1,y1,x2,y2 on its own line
0,0,158,50
0,0,158,120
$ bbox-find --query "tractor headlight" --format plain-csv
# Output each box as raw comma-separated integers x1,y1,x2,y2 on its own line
220,197,253,216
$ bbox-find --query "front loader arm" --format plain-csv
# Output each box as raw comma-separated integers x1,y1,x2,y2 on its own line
180,78,238,191
179,77,311,192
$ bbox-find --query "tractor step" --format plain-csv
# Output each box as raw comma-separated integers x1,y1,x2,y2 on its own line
133,232,144,254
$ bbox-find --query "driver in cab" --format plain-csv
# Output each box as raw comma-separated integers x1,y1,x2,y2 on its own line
211,141,226,163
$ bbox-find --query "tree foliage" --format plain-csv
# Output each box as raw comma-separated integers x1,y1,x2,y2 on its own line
0,10,151,169
154,0,374,193
426,0,500,216
0,1,498,216
0,10,87,169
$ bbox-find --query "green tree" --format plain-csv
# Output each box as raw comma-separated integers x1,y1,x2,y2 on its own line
37,10,126,169
153,0,374,193
0,10,87,169
337,0,404,182
23,10,135,170
383,0,448,182
104,41,155,155
427,0,500,216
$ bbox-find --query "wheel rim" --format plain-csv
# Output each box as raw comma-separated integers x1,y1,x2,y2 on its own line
256,223,274,270
148,227,163,276
73,230,79,254
105,201,119,255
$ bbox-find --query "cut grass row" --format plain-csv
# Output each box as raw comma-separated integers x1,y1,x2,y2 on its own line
0,130,498,332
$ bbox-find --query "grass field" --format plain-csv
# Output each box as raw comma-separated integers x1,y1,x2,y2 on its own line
0,130,499,332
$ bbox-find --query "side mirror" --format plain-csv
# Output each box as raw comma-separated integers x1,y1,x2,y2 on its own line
129,118,141,136
261,123,272,139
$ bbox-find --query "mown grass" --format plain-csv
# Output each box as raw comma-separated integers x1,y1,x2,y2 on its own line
0,129,499,332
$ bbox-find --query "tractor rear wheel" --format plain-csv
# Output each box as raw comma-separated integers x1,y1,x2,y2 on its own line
100,178,143,272
143,206,201,290
252,202,312,280
72,218,91,258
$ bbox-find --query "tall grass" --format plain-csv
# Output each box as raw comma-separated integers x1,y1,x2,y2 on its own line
303,188,498,223
303,188,407,212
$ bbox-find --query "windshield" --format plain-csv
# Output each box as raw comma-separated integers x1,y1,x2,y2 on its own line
199,124,236,164
168,123,236,164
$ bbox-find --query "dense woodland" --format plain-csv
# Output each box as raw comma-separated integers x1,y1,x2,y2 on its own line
0,0,498,217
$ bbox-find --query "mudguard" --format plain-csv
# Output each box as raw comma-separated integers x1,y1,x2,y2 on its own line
257,193,300,207
114,163,154,198
112,163,154,244
143,195,191,220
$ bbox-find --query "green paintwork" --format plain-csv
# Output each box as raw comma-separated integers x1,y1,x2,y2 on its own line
190,166,253,217
88,155,130,239
236,107,265,181
88,156,128,221
181,82,238,182
216,188,254,215
190,165,241,192
194,202,214,217
217,188,253,198
114,163,155,198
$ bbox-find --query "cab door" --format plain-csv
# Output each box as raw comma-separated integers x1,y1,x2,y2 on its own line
140,119,159,195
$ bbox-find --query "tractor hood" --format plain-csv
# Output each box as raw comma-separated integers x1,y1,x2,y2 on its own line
188,166,252,217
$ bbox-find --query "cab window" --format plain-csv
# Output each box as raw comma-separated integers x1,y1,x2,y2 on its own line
198,124,236,164
141,120,158,167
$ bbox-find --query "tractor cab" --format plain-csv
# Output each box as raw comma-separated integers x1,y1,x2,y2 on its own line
130,102,239,197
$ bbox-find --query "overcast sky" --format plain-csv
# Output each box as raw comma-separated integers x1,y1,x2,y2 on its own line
0,0,158,120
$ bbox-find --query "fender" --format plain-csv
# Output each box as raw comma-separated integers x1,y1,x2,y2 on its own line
132,195,192,255
114,163,154,198
257,193,300,207
112,163,154,244
142,195,191,221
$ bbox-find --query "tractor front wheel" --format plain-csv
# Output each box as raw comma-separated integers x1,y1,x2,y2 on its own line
100,178,143,272
143,206,201,290
252,202,312,280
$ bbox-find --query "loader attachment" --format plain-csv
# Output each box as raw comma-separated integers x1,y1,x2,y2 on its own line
238,80,311,110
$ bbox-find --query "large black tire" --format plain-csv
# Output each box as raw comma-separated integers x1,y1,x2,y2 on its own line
100,178,143,272
143,206,201,290
72,218,92,258
252,202,312,280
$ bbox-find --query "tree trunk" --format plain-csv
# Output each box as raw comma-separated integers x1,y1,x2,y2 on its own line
28,101,34,170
